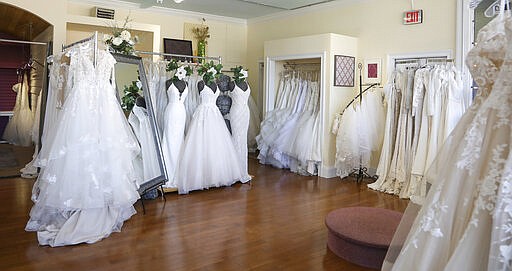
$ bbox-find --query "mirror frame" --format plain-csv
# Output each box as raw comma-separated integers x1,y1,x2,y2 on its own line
111,53,168,195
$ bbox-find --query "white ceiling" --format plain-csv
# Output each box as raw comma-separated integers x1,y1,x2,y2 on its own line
120,0,338,19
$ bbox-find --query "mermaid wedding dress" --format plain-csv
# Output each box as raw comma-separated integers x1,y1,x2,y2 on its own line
161,83,188,188
229,84,252,182
383,9,512,271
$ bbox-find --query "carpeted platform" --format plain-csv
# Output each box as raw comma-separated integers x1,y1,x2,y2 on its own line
325,207,403,270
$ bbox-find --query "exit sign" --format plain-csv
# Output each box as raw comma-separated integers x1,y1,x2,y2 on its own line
404,10,423,25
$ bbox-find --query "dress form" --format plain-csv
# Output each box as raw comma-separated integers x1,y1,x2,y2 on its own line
198,81,218,93
166,79,187,93
217,75,233,133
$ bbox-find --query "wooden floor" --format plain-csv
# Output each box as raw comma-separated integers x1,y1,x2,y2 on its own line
0,156,408,271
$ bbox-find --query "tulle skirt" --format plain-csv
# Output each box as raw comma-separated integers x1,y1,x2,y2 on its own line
26,81,141,246
176,103,244,194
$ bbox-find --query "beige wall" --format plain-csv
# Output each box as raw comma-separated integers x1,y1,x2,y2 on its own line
247,0,457,90
66,1,247,70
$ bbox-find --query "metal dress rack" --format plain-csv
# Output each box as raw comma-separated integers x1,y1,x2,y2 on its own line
61,31,99,66
0,37,51,175
346,63,380,184
135,50,222,64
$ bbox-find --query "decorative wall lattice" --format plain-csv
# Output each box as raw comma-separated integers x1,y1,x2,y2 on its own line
334,55,355,87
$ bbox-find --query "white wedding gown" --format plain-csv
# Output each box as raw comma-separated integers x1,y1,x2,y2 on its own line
26,46,141,247
128,103,161,186
383,11,512,271
2,73,34,146
161,83,188,188
229,84,252,182
176,84,244,194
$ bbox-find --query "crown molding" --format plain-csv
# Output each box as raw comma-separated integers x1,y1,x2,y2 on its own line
68,0,247,25
248,0,374,24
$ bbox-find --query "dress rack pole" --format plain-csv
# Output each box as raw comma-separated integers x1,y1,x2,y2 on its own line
0,38,47,46
135,50,222,64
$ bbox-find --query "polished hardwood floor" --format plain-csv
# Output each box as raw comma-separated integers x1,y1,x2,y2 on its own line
0,156,408,271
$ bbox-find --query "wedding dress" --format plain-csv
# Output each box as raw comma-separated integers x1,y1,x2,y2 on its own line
247,92,261,152
161,83,188,188
3,73,34,146
176,85,244,194
26,46,140,247
334,89,385,179
184,74,200,133
128,103,161,186
21,92,43,178
383,10,512,271
229,84,252,182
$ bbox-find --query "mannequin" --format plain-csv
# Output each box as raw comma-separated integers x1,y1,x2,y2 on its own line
135,95,146,108
216,74,233,133
228,81,249,92
166,79,187,94
197,80,218,93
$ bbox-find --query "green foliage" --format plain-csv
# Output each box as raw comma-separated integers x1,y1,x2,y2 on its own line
166,59,193,82
121,80,142,111
231,65,248,84
197,61,223,86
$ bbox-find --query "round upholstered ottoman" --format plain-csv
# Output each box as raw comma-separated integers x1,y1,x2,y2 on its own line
325,207,403,270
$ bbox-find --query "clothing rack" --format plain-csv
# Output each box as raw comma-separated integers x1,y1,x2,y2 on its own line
135,50,222,64
394,56,454,67
0,38,47,46
61,32,98,67
347,63,378,184
283,61,321,70
340,83,380,116
0,38,49,69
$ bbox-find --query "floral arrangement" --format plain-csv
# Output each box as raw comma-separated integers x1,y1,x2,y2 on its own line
104,16,139,55
231,66,248,84
197,61,223,86
121,80,142,111
166,59,193,82
191,18,210,44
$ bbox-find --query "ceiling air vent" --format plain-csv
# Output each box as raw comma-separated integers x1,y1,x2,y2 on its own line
94,7,115,20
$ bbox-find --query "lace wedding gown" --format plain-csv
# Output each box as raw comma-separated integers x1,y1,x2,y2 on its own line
26,46,140,247
229,84,252,182
161,83,188,188
383,11,512,271
176,85,244,194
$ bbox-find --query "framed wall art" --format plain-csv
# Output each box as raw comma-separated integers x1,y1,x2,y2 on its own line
363,58,382,84
334,55,355,87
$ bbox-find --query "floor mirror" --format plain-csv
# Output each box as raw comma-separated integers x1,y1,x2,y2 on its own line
112,53,168,196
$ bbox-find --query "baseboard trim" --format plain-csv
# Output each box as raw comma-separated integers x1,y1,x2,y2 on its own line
320,166,337,179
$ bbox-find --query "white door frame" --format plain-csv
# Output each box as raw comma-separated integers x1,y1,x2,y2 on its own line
264,52,328,177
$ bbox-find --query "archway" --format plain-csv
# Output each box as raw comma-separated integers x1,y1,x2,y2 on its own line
0,2,53,177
